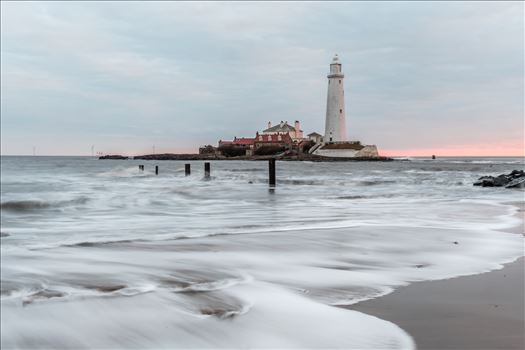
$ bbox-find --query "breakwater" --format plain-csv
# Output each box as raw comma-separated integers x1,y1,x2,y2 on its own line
102,153,393,162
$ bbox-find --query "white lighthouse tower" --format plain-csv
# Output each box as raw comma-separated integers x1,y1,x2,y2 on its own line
324,54,347,143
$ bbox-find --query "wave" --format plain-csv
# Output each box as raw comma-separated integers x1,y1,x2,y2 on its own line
62,239,139,248
278,179,324,185
1,200,52,212
161,274,251,293
12,282,156,305
336,194,398,200
358,180,397,186
1,197,90,213
22,289,66,306
227,168,264,172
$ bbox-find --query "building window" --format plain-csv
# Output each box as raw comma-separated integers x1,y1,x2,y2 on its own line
339,80,341,84
340,109,342,113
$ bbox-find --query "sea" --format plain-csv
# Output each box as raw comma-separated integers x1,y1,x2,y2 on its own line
1,156,524,349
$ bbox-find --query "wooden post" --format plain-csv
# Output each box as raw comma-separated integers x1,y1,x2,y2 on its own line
204,162,211,178
185,164,191,176
269,158,276,186
139,165,144,171
155,165,159,175
432,155,436,160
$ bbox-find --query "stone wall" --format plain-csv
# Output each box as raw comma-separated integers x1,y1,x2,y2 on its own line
312,144,379,158
355,145,379,157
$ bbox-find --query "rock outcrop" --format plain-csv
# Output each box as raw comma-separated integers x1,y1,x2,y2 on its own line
98,155,129,160
474,170,525,188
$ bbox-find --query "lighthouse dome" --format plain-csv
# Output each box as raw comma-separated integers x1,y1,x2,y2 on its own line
332,54,340,63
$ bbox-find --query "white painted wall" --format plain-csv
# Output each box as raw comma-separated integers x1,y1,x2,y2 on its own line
313,144,379,158
324,55,347,142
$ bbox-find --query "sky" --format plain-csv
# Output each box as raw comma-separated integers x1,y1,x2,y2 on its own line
1,1,523,156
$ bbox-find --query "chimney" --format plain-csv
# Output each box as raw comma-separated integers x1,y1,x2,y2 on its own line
280,120,284,128
295,120,300,132
268,121,271,129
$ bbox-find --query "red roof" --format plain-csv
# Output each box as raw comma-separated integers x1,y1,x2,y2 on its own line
233,137,255,146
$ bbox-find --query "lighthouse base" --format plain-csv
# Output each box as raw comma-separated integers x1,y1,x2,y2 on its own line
311,141,379,158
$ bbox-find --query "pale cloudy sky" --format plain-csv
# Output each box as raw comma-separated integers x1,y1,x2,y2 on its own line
1,1,523,156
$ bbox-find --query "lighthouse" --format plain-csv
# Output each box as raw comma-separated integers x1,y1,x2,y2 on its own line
324,54,347,142
311,54,380,158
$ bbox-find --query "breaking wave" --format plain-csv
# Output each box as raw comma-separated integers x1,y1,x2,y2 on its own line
1,197,90,212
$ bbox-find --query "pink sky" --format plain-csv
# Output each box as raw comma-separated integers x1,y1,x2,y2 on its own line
380,143,524,157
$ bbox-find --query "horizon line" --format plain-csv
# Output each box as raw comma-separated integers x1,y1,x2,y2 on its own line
1,154,524,158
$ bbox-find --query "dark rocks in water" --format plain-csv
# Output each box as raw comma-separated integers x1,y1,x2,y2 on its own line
494,175,511,187
99,155,129,160
0,231,9,237
506,177,525,189
473,176,495,187
474,170,525,188
509,169,525,178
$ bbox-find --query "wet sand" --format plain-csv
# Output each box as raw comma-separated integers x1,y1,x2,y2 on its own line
348,205,524,349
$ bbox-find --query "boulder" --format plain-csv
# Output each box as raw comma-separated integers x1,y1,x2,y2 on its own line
493,174,511,187
474,176,495,187
505,177,525,189
474,170,525,188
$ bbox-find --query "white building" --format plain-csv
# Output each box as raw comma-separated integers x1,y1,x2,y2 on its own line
324,54,347,143
262,120,303,141
307,132,323,143
312,54,379,158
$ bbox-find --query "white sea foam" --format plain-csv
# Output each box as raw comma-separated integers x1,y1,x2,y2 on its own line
1,157,524,348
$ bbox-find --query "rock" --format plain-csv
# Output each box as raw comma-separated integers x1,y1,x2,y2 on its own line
510,170,525,178
99,155,129,160
505,177,525,188
474,170,525,188
493,174,511,187
474,176,495,187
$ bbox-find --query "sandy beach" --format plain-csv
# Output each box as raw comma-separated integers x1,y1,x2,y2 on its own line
349,203,525,350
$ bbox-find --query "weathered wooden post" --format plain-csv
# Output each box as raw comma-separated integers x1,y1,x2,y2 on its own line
185,164,191,176
204,162,211,178
139,165,144,171
155,165,159,175
269,158,276,186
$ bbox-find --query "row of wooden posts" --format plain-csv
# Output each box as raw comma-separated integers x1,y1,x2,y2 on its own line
138,159,277,186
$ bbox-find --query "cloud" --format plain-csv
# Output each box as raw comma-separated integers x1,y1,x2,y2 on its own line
1,1,523,156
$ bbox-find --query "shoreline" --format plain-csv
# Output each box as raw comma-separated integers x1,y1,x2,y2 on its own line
346,203,524,350
99,153,394,162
